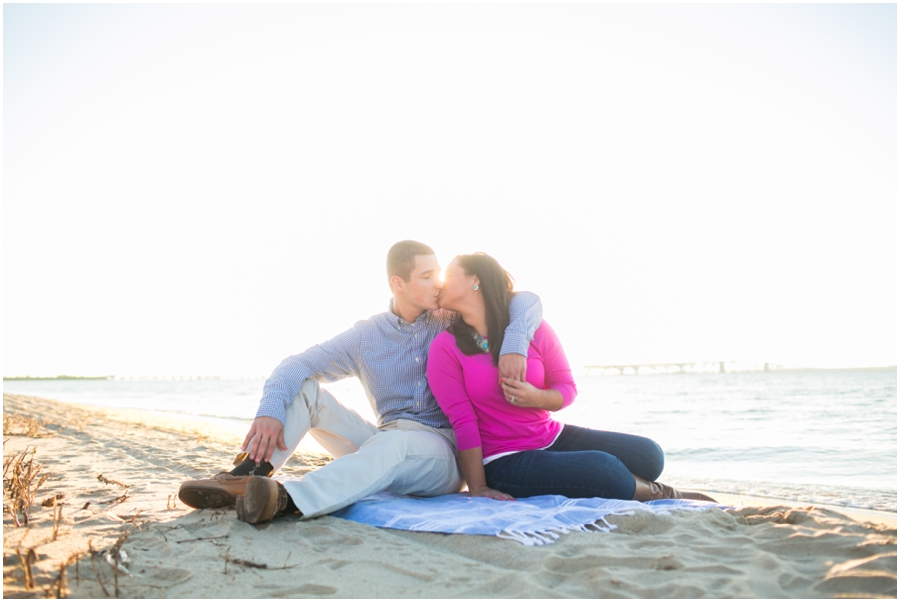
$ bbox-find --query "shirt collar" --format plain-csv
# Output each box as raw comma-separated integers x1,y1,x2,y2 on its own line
387,299,429,326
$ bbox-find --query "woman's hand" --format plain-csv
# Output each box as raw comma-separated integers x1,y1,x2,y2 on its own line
501,378,563,411
469,485,515,501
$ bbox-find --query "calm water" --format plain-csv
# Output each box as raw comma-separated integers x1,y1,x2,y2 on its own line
5,369,896,512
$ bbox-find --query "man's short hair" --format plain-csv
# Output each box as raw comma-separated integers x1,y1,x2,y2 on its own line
387,240,435,283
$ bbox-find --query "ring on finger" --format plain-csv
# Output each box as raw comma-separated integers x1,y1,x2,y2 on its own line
510,396,516,404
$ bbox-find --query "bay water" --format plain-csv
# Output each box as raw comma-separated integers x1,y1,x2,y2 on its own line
4,368,895,512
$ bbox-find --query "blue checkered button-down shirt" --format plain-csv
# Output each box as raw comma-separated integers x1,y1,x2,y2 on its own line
256,292,542,428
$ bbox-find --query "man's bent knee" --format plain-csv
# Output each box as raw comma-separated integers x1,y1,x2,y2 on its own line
294,379,323,407
369,431,460,496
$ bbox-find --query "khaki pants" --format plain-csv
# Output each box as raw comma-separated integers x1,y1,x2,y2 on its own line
260,379,464,518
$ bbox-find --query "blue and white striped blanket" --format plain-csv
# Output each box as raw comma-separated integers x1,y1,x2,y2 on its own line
332,492,723,546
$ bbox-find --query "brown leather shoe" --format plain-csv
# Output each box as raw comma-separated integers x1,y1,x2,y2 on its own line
178,473,251,509
235,476,290,525
632,475,717,503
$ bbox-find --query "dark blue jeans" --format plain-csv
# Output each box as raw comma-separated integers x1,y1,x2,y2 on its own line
483,424,664,500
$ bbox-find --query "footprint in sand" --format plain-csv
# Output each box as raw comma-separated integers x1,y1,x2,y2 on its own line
136,567,192,587
300,525,365,547
299,583,338,595
651,554,684,571
258,583,338,596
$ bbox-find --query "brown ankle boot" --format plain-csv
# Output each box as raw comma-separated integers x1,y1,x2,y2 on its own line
235,476,292,524
631,475,717,503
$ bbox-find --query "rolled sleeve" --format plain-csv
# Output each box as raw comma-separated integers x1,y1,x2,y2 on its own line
500,291,543,357
550,383,578,409
449,416,483,451
256,396,288,425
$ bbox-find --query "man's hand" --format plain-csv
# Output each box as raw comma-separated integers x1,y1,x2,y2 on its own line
468,485,515,501
498,353,527,383
241,416,287,463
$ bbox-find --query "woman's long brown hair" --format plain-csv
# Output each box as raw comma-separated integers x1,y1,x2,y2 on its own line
448,253,515,366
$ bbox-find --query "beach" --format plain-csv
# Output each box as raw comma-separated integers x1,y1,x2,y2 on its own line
3,393,896,599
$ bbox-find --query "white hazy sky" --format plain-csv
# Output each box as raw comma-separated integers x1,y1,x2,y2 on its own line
3,3,897,378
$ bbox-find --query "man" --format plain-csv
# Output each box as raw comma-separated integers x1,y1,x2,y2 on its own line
178,240,542,524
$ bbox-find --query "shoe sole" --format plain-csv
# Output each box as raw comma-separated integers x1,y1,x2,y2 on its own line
178,484,244,509
235,477,280,525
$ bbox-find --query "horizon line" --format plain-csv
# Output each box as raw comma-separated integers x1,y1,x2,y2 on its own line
4,365,897,381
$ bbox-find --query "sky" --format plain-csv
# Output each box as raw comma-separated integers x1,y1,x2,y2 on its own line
3,3,897,378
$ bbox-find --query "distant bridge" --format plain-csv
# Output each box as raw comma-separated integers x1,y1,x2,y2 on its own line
584,361,785,376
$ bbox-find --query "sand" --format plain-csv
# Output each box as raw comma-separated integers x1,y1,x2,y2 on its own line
3,393,896,598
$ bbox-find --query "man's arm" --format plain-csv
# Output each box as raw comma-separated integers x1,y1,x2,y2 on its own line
498,291,543,381
244,325,363,462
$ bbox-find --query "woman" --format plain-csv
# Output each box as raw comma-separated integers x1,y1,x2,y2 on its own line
427,252,715,503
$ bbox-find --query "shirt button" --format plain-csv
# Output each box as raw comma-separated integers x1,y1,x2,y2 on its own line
415,357,420,362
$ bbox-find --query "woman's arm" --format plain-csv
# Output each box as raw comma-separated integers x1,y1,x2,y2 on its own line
499,379,563,410
500,322,576,411
539,322,577,408
426,335,484,450
427,334,515,501
458,447,514,501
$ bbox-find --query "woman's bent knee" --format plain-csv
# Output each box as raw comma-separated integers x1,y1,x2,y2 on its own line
636,437,665,481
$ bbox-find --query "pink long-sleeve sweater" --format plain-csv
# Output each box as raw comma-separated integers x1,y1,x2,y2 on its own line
426,321,577,461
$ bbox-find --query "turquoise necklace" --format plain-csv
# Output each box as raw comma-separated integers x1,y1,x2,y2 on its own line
472,332,489,352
